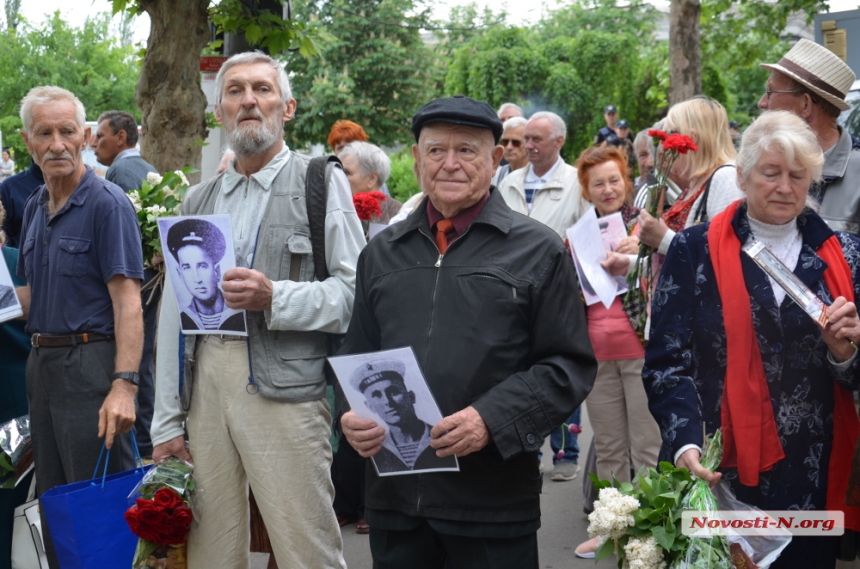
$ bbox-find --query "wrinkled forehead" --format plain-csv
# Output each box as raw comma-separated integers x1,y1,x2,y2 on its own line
30,100,81,130
221,62,281,94
766,69,794,89
503,124,526,139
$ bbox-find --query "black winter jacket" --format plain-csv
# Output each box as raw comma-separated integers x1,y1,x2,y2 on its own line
339,188,597,524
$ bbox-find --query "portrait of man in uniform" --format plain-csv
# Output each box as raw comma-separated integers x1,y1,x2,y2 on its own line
162,217,245,334
349,358,458,475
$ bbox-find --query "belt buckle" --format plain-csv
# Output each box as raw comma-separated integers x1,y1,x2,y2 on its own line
30,334,40,348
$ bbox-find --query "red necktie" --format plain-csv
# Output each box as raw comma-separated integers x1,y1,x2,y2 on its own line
435,219,455,254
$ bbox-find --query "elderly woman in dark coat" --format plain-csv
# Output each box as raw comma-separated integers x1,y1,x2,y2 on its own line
641,110,860,568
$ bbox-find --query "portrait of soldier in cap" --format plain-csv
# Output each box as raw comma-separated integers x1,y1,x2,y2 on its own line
162,217,245,333
350,359,458,475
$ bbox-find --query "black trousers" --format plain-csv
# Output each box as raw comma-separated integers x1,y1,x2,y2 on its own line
27,340,135,569
369,519,538,569
332,435,366,519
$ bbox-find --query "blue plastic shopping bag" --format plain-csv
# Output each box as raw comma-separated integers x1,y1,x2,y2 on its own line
41,435,151,569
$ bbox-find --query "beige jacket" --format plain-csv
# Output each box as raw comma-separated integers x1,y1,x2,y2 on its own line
497,160,588,238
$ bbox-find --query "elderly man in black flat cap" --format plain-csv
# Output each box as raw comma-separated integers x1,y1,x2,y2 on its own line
166,218,244,332
339,95,596,568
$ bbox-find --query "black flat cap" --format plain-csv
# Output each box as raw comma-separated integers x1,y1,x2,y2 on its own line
166,218,226,263
411,95,504,143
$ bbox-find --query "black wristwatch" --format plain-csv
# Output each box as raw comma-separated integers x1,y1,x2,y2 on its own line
113,371,140,386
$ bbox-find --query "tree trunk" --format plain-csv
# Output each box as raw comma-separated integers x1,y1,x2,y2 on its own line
669,0,701,106
136,0,210,183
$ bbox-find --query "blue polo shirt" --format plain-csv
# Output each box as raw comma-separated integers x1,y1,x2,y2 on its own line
16,168,143,335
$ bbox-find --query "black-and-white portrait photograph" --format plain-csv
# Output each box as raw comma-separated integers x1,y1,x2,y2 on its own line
157,215,247,335
329,347,459,476
0,254,22,324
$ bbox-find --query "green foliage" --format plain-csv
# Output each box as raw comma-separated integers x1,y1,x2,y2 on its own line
0,12,140,169
700,0,827,125
386,150,421,203
446,4,658,162
282,0,434,148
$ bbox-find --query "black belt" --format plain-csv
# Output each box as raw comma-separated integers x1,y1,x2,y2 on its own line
31,333,113,348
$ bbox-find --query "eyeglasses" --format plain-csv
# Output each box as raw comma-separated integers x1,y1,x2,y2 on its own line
500,138,523,148
764,89,801,101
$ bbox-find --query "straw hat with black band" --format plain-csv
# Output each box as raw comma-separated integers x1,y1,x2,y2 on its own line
761,38,855,112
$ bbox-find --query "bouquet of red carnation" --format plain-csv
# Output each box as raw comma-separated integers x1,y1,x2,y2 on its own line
353,191,387,222
624,129,698,335
125,458,195,569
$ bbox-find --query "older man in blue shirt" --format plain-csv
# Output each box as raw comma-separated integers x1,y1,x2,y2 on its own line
14,86,144,568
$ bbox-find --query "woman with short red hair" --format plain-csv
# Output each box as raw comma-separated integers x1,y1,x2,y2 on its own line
327,120,369,154
572,146,662,559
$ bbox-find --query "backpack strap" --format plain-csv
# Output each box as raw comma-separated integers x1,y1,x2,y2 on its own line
692,163,735,225
304,155,343,282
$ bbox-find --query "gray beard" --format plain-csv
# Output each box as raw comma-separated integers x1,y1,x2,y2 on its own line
226,117,284,157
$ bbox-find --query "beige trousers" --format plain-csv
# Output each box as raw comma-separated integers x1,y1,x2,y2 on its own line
186,336,346,569
585,358,661,483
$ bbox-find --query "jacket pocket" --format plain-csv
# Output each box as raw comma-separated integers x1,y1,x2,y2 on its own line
57,237,91,277
270,330,328,387
456,267,524,301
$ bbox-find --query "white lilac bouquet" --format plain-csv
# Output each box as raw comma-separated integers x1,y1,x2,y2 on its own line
588,431,731,569
127,169,194,300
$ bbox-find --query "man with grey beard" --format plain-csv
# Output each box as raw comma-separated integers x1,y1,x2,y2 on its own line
150,52,364,569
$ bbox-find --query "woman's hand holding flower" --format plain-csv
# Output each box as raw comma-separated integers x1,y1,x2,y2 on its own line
637,210,669,249
823,296,860,362
676,448,722,488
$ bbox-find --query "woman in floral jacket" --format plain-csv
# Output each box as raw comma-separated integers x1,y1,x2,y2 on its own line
642,111,860,568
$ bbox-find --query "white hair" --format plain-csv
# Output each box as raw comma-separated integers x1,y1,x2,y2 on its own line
497,102,523,118
20,86,86,134
214,52,292,106
340,141,391,187
503,117,527,129
737,110,824,186
528,111,566,140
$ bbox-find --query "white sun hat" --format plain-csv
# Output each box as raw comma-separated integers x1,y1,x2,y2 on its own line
761,38,856,112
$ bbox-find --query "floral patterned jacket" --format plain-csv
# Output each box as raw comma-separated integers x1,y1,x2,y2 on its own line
643,202,860,510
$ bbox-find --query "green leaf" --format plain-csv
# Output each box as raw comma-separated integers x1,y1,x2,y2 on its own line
652,525,672,551
595,536,615,562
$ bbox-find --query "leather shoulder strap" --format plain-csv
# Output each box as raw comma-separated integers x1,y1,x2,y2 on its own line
305,155,343,282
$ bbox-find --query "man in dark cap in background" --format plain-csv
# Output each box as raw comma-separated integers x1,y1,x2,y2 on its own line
340,94,596,568
350,360,457,474
166,218,244,332
594,104,632,148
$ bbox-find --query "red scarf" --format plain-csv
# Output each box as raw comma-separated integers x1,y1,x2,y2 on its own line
708,200,860,531
662,184,705,233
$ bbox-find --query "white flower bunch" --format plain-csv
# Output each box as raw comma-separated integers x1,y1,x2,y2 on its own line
144,204,168,215
588,487,640,541
175,170,189,187
146,172,163,186
624,536,666,569
127,191,143,213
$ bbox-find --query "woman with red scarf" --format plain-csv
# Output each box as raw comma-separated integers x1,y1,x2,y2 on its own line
642,111,860,568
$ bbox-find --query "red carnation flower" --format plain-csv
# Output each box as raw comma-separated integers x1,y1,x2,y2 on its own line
647,129,668,141
353,191,387,221
662,133,698,154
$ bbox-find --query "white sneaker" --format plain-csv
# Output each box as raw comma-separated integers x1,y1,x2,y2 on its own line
550,462,579,481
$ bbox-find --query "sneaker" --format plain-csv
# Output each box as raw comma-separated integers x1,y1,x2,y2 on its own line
550,462,579,481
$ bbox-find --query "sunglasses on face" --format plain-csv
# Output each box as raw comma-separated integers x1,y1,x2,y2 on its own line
500,138,523,148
